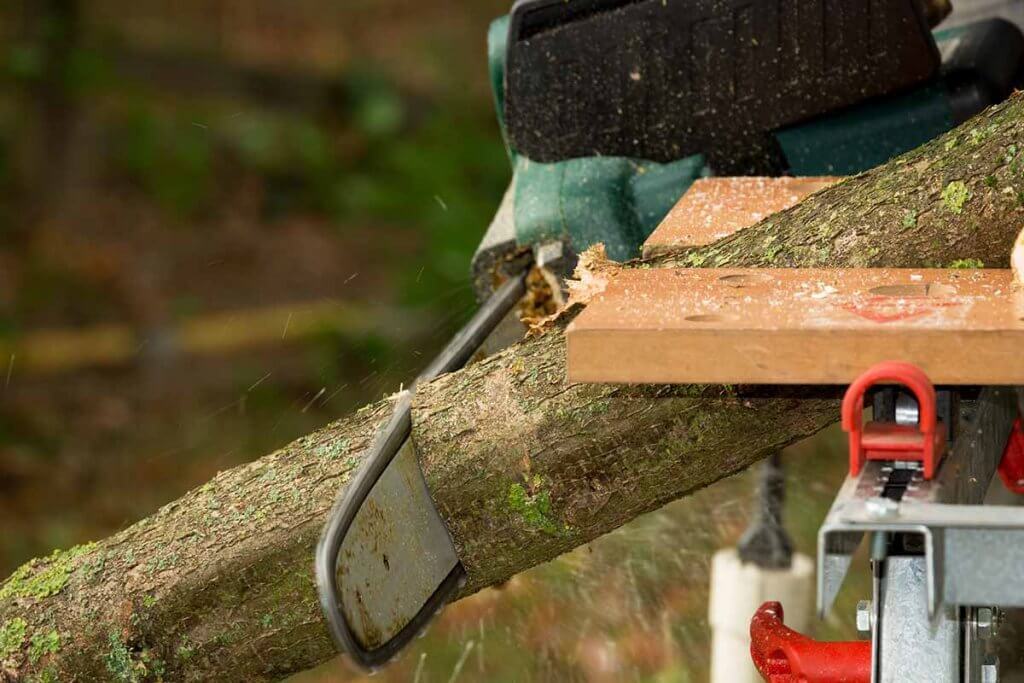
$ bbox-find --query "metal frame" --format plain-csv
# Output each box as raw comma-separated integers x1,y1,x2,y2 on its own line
816,386,1022,682
818,386,1019,616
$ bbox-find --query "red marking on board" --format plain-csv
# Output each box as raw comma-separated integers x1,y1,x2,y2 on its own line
840,295,960,324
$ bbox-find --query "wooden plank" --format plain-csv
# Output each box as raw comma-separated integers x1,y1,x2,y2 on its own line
567,268,1024,385
641,176,840,258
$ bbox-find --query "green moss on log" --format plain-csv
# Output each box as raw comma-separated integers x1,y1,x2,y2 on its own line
28,630,59,664
0,544,95,602
942,180,970,214
0,617,27,661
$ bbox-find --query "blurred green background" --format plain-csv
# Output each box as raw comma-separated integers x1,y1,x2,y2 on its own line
0,2,865,681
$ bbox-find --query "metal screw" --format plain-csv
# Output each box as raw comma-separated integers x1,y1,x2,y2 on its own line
977,607,996,640
856,600,872,637
981,654,999,683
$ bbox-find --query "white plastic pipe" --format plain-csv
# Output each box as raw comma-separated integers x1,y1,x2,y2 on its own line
709,549,815,683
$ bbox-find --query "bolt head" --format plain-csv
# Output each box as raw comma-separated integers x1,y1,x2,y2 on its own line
977,607,996,640
855,600,872,637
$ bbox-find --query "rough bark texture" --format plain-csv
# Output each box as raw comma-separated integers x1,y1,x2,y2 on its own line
658,96,1024,271
3,94,1024,683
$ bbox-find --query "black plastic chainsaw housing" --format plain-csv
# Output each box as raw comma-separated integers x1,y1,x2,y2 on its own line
505,0,941,169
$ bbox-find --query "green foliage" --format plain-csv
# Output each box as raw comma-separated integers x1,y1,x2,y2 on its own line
305,330,394,387
223,114,331,219
0,413,38,455
344,68,405,138
331,105,509,307
113,108,213,217
228,114,326,172
0,618,27,660
941,180,970,214
28,630,59,664
901,209,918,229
64,48,113,95
5,45,44,81
99,73,506,322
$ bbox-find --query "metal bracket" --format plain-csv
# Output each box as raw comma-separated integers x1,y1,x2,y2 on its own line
818,386,1019,619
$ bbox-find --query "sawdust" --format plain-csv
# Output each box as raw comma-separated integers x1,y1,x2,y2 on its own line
518,267,560,324
566,245,618,305
527,244,619,335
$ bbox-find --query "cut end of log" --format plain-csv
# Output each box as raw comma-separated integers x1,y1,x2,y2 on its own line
1013,227,1024,290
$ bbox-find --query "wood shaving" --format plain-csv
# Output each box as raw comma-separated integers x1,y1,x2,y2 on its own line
527,244,620,335
565,244,618,307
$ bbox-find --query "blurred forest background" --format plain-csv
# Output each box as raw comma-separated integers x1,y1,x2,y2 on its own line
2,1,980,681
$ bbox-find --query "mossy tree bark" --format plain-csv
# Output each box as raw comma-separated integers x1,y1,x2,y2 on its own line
3,94,1024,683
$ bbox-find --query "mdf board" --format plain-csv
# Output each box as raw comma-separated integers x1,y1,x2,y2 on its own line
641,176,840,258
567,268,1024,385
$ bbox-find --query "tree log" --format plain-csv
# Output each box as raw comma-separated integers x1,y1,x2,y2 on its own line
3,94,1024,682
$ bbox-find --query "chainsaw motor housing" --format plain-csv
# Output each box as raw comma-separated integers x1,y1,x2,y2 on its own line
504,0,940,169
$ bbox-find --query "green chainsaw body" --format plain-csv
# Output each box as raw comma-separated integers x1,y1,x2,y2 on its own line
481,14,1018,277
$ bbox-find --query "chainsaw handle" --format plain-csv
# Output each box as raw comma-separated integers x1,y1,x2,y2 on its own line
750,602,870,683
998,418,1024,494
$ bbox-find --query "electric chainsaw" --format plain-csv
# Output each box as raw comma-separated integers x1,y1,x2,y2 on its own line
315,0,1024,672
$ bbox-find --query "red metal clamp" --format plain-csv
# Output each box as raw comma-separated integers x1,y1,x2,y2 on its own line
998,418,1024,494
841,361,946,480
750,602,870,683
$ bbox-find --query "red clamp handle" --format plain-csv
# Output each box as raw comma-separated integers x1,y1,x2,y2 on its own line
998,418,1024,494
841,361,945,480
750,602,870,683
